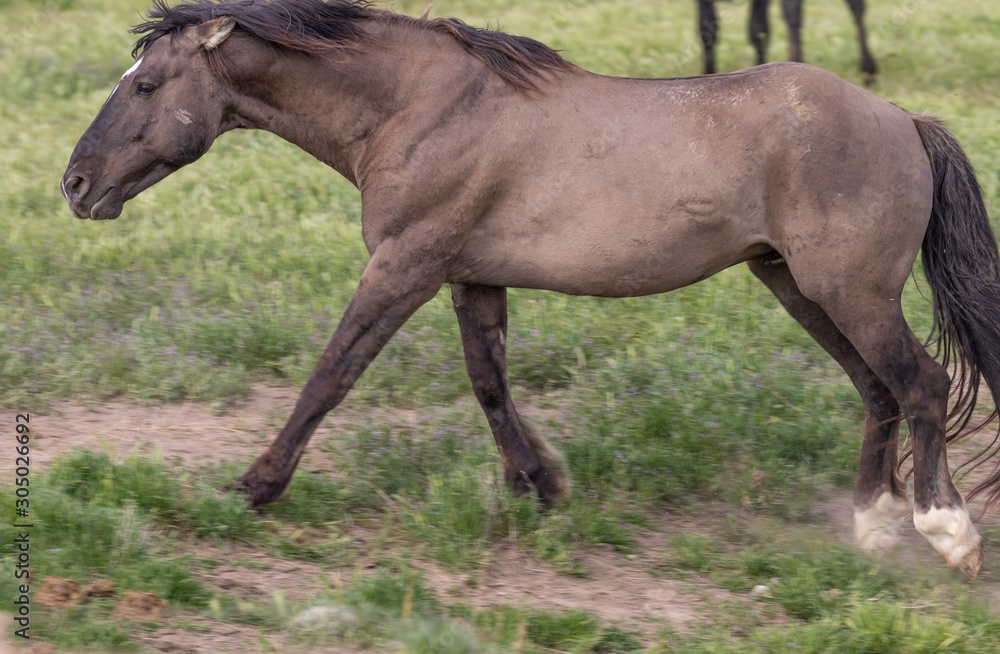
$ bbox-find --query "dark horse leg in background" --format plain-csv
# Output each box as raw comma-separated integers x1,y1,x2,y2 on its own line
785,0,876,77
846,0,878,76
697,0,719,74
451,284,569,503
747,259,910,550
749,0,770,66
781,0,804,62
702,0,778,73
700,0,876,78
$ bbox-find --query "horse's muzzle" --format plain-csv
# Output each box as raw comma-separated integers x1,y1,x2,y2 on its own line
61,168,123,220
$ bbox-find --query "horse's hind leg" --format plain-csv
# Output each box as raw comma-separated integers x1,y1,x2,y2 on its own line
786,265,983,577
747,260,910,551
450,284,570,505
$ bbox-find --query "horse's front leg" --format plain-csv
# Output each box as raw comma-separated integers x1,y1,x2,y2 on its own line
229,241,445,507
451,284,570,505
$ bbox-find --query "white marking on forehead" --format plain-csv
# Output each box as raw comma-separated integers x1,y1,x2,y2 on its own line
174,109,193,126
122,57,145,79
108,57,145,100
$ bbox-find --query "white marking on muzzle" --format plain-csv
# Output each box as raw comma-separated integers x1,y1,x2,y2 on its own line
174,109,194,126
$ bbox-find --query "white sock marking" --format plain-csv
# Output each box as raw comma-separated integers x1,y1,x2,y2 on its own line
854,492,911,552
913,505,981,568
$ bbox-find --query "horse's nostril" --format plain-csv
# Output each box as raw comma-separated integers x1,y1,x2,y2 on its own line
62,174,89,201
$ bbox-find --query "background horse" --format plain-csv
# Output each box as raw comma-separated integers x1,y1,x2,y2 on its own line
696,0,876,78
62,0,999,579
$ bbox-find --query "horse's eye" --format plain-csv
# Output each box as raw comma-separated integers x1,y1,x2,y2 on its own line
136,82,157,96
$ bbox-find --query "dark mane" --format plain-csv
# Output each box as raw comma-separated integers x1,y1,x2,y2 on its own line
130,0,574,91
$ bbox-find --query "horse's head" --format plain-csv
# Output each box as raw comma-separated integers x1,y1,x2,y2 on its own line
61,17,236,220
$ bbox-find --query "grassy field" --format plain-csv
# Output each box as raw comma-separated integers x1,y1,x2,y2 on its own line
2,0,1000,651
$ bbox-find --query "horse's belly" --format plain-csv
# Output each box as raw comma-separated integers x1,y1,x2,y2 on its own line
448,210,769,297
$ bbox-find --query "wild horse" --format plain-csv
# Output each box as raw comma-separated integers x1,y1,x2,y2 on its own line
696,0,876,78
63,0,999,578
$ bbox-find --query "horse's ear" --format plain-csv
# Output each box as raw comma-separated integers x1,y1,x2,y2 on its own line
194,16,236,51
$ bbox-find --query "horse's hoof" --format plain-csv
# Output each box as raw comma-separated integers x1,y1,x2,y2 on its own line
854,492,911,553
513,467,571,508
223,472,289,508
952,539,984,580
913,505,983,580
532,472,570,508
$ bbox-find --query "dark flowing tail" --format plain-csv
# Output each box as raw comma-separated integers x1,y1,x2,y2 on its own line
912,113,1000,506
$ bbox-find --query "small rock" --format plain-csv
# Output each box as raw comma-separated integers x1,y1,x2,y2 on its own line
749,585,770,597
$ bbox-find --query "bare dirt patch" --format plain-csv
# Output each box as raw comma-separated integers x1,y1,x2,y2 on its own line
8,385,751,650
416,535,730,637
7,385,302,480
7,386,1000,651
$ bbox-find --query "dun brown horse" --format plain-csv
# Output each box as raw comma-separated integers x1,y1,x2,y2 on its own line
62,0,1000,579
696,0,876,78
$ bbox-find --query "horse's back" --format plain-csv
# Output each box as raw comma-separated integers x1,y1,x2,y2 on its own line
447,63,931,299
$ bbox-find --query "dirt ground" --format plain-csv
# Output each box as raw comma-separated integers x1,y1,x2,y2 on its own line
5,384,1000,652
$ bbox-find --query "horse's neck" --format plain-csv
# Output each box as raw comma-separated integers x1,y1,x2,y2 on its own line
223,31,484,186
221,48,381,184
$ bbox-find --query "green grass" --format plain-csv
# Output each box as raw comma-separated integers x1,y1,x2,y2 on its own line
16,451,996,653
2,0,1000,650
657,529,1000,654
